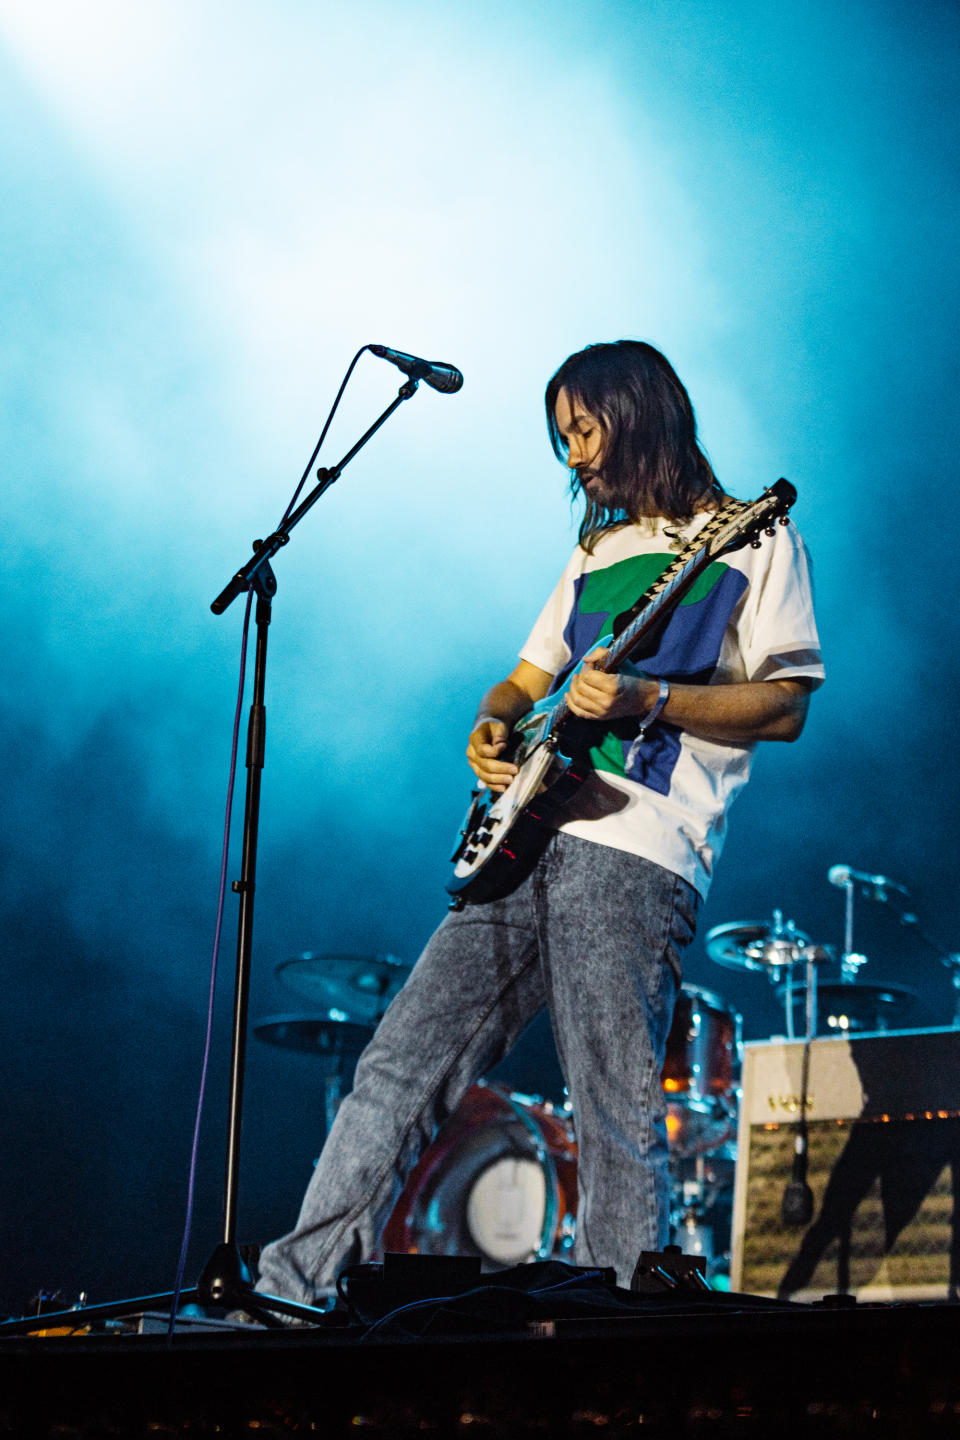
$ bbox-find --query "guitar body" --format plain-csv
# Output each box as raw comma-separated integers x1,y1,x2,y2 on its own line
447,714,591,903
446,480,797,906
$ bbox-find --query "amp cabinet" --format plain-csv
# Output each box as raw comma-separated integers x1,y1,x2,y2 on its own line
731,1027,960,1301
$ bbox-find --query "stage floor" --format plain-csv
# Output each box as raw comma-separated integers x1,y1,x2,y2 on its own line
3,1288,960,1436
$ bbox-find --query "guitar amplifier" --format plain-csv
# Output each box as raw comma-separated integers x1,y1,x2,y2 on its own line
731,1027,960,1302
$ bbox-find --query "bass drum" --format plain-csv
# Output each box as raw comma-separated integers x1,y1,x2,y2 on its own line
661,983,741,1156
381,985,739,1264
381,1081,578,1268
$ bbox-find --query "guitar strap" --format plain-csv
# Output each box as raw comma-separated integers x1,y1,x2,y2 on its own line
640,497,748,602
612,496,748,638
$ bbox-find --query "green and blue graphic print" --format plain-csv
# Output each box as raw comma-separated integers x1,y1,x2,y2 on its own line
547,552,748,795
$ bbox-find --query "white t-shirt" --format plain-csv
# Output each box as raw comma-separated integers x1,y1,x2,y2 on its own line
519,513,824,898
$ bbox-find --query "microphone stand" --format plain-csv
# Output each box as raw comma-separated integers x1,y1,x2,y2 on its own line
892,913,960,1028
835,872,960,1027
211,377,420,615
0,377,423,1336
781,951,818,1228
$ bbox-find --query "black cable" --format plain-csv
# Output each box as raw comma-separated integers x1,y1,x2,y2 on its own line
781,1025,815,1227
166,348,373,1336
356,1270,607,1342
279,345,371,523
167,590,255,1339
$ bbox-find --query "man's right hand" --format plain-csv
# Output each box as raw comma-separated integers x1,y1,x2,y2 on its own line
465,663,553,792
466,718,519,793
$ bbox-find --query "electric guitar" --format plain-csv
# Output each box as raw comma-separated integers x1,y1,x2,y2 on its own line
447,478,797,905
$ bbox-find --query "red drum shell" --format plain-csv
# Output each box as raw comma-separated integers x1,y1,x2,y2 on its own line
661,984,741,1156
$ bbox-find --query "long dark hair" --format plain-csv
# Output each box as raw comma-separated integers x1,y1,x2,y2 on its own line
545,340,724,551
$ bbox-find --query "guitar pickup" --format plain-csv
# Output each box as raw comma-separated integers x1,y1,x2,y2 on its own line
450,792,486,862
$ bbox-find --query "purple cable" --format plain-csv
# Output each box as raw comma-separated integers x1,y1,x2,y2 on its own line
166,589,254,1340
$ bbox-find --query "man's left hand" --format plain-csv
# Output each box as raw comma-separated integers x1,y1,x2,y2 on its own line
566,648,658,721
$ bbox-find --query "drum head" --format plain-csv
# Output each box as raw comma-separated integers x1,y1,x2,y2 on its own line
381,1084,576,1268
466,1155,549,1266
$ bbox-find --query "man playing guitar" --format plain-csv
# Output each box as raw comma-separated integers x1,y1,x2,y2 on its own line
257,339,824,1302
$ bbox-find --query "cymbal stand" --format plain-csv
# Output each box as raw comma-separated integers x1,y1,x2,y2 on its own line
837,874,867,984
315,971,393,1133
0,375,424,1336
673,1156,714,1271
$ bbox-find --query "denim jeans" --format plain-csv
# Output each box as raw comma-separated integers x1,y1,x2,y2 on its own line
256,832,698,1297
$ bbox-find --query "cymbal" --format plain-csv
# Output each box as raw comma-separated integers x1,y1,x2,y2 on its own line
253,1012,373,1058
276,951,410,1022
705,918,830,975
775,981,918,1035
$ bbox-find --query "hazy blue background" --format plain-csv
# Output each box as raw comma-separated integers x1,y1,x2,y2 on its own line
1,0,958,1312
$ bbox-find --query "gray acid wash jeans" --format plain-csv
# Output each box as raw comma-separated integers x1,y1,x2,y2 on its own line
257,831,699,1297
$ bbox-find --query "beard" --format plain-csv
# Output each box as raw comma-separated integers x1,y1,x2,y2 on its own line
580,468,628,513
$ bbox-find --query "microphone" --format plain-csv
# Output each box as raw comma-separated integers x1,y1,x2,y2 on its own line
369,344,463,394
827,864,910,897
781,1132,815,1227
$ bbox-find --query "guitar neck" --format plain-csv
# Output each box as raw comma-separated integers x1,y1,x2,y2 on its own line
544,534,713,735
600,544,713,675
540,480,795,735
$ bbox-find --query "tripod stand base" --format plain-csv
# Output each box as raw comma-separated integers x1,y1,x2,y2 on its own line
0,1244,332,1336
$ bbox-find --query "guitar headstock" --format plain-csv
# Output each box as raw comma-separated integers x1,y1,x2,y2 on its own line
708,478,797,556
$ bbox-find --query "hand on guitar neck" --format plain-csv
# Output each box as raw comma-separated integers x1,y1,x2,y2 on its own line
567,653,812,744
565,647,658,722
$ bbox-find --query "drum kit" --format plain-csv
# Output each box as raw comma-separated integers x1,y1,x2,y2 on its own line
255,868,930,1283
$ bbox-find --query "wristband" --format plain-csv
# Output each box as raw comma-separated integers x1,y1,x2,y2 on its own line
637,677,670,738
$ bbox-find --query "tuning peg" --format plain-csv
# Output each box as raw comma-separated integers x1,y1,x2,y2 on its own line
764,526,776,537
751,537,763,549
779,515,790,525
